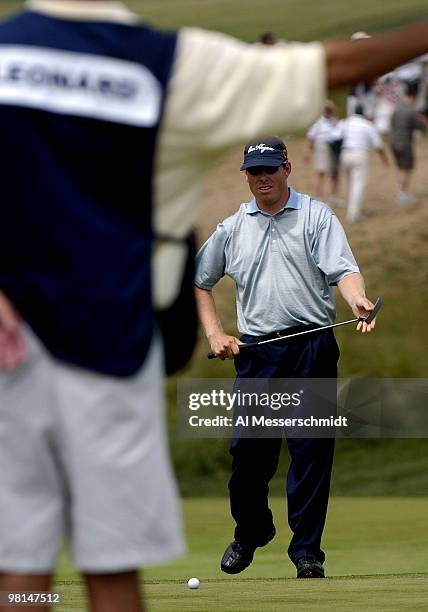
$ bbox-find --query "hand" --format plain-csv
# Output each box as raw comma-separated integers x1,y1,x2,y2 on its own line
0,291,27,369
208,332,242,360
350,296,376,333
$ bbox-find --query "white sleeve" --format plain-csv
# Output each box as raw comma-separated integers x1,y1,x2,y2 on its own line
162,28,326,152
307,120,320,140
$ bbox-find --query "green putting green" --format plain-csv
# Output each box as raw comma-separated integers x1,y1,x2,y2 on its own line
54,497,428,610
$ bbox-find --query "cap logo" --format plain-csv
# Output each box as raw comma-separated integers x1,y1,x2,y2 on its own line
248,143,275,154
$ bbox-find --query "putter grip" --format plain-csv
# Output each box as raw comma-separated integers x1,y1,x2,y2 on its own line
207,343,253,359
364,297,383,324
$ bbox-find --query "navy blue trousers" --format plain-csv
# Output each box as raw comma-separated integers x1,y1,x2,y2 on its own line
229,328,339,565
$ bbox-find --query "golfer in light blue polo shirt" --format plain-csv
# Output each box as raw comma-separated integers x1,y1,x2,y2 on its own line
195,184,360,337
194,137,378,580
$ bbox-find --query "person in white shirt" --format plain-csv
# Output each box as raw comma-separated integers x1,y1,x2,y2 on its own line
306,100,342,203
373,74,404,134
339,104,388,222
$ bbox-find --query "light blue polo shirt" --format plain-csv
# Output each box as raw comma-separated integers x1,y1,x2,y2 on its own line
194,187,359,336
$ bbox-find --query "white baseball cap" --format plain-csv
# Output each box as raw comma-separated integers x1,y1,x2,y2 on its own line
351,31,371,40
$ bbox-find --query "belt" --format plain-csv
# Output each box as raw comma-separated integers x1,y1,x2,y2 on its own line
255,323,320,342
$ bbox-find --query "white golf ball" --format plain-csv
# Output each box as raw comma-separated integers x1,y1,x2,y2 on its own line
187,577,200,589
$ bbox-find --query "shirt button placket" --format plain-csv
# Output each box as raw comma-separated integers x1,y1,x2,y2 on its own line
271,219,278,252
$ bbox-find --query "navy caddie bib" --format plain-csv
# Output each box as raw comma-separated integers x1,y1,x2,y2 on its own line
0,10,177,376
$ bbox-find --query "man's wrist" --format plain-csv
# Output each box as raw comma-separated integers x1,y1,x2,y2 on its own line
348,294,365,308
207,330,223,342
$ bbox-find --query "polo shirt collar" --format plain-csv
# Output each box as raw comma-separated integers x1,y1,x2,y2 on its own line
26,1,138,23
245,187,302,215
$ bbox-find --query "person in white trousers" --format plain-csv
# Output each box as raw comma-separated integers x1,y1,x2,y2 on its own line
306,100,342,203
339,104,388,222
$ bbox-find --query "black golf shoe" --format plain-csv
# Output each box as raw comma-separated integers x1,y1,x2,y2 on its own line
220,528,276,574
296,557,325,578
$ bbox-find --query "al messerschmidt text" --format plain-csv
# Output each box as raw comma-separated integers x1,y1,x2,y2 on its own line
189,415,348,427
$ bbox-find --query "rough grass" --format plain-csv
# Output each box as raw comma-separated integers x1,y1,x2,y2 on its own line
2,1,428,41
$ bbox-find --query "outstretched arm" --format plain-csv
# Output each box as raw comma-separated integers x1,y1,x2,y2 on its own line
0,291,27,368
325,21,428,89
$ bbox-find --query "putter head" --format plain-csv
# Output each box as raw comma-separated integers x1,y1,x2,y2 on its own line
360,297,382,324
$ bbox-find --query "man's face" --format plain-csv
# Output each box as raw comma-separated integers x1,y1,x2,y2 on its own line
245,163,291,207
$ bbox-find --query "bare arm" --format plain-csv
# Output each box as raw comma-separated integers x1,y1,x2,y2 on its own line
325,21,428,89
306,138,314,158
417,113,428,129
194,286,242,359
337,272,376,333
0,290,27,368
377,147,389,165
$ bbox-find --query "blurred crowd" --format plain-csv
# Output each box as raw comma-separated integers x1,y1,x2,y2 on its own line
259,31,428,222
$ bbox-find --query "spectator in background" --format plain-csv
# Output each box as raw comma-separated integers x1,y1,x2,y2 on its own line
390,82,428,204
374,74,404,134
339,104,388,223
306,100,342,204
416,54,428,116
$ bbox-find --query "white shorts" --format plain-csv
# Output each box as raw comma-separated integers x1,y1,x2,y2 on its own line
313,140,331,173
0,328,185,573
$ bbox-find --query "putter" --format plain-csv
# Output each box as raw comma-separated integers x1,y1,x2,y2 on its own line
207,297,382,360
